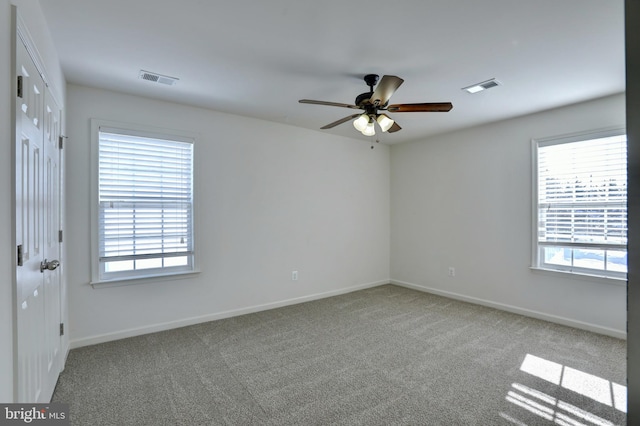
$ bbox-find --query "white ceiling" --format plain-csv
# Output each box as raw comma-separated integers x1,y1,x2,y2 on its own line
38,0,625,144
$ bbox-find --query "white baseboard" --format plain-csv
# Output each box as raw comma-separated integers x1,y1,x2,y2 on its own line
390,279,627,340
70,280,389,349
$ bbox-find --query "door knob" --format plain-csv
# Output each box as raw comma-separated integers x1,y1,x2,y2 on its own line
40,259,60,273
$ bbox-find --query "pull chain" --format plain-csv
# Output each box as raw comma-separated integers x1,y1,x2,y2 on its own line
371,136,380,149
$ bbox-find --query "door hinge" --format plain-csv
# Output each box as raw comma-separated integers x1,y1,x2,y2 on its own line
17,76,23,98
17,245,23,267
58,136,64,149
59,323,64,336
58,230,63,243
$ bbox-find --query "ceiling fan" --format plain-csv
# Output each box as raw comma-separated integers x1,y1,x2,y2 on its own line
299,74,453,136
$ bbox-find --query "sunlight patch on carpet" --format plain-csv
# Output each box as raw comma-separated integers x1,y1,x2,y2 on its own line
520,354,626,413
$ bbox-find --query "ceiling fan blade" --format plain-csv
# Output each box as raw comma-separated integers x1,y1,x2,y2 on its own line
320,114,362,129
387,122,402,133
370,75,404,106
299,99,361,110
386,102,453,113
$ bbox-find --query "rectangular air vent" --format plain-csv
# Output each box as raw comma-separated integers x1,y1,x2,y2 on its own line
462,78,501,94
139,70,179,86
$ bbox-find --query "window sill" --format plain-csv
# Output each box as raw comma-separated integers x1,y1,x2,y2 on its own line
90,270,201,289
529,267,626,286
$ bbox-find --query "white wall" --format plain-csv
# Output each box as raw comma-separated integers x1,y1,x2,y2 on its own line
66,84,390,347
1,0,66,403
390,93,626,337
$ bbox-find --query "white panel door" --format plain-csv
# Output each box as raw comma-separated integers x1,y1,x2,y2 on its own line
42,86,62,401
16,36,46,404
15,36,62,403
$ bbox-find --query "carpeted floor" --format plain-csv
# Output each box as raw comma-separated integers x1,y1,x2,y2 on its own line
52,284,627,425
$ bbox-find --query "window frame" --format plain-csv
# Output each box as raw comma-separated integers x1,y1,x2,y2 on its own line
531,126,627,283
90,119,199,286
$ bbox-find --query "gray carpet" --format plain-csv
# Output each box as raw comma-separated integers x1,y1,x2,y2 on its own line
52,284,627,425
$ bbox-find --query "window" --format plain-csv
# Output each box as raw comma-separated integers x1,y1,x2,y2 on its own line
91,121,196,283
533,128,627,280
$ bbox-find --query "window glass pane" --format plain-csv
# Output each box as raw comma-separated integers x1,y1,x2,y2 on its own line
606,250,627,273
164,256,188,267
573,249,605,271
544,247,571,267
104,260,134,273
135,258,163,270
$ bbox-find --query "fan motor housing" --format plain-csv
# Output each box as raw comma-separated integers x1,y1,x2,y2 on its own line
355,92,372,107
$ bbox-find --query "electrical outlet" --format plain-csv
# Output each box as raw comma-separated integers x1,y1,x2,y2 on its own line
292,271,298,281
448,267,455,277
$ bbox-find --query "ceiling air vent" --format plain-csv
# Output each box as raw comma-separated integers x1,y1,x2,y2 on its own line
139,70,179,86
462,78,501,94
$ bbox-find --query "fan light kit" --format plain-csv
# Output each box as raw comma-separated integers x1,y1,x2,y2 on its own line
353,114,369,132
376,114,394,132
300,74,453,136
352,113,389,136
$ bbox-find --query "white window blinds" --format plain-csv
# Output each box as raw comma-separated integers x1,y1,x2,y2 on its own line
98,129,194,280
536,131,627,278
